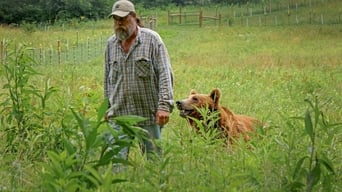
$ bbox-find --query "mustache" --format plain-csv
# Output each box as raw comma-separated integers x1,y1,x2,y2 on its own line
115,26,126,31
115,23,128,29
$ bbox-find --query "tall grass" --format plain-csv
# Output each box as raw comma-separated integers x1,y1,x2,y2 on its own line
0,3,341,192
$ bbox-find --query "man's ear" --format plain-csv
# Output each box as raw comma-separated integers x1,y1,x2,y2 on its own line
130,12,137,17
209,88,221,105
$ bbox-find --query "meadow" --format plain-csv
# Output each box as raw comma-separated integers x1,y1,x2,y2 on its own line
1,2,342,192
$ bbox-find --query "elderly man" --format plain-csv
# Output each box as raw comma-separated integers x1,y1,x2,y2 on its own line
104,0,174,165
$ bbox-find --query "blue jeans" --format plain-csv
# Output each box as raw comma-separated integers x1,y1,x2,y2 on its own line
107,120,162,160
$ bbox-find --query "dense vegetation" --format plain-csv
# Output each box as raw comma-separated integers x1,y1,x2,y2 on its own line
1,0,277,24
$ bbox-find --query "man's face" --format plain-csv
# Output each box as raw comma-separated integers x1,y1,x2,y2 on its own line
113,13,136,41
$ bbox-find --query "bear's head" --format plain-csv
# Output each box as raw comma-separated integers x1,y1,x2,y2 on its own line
176,88,221,118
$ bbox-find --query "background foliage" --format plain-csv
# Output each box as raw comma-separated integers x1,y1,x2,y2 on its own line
1,0,288,24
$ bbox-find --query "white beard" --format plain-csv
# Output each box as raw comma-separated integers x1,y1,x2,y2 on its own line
115,24,135,41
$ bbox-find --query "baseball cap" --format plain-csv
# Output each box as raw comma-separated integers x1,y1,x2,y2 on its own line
109,0,135,18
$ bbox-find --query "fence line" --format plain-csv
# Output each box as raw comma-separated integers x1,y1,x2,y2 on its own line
226,0,341,26
229,0,328,18
141,14,158,30
0,36,107,66
167,6,340,27
229,11,341,27
0,16,158,66
168,8,221,27
168,0,341,27
0,15,159,66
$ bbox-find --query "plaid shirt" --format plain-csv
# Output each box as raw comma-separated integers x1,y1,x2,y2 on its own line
104,27,174,125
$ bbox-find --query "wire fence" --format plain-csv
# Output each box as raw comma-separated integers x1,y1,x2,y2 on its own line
227,0,341,26
33,37,106,65
167,0,341,27
0,36,107,66
229,12,341,27
0,16,159,66
1,1,341,66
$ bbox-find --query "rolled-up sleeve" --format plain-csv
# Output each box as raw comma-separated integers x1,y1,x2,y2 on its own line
155,39,174,113
104,42,110,99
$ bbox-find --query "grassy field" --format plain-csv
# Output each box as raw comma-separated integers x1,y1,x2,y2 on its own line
1,2,342,192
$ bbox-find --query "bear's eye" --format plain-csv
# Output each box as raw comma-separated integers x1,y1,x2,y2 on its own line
192,97,198,102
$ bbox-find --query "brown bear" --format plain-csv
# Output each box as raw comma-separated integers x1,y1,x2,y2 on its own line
176,88,262,145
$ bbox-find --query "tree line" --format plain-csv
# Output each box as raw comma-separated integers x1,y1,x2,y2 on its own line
0,0,257,24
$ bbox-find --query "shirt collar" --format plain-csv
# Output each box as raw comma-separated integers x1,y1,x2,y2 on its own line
136,26,142,44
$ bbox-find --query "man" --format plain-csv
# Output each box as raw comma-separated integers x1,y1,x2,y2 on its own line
104,0,174,162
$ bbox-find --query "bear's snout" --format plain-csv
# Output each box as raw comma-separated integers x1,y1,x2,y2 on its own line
176,100,193,118
176,100,183,109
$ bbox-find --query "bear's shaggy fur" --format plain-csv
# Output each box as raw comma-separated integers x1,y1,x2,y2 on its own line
176,88,261,145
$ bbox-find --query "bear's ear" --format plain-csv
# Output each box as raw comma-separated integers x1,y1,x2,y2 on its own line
209,88,221,105
190,89,197,95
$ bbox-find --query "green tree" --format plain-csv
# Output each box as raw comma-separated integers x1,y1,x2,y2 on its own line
0,0,261,24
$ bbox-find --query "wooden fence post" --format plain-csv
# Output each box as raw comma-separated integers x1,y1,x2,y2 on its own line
0,39,7,64
73,45,76,65
219,14,221,26
199,10,203,28
57,40,61,64
167,10,170,25
264,14,267,26
0,40,3,64
39,44,42,64
87,37,90,61
321,14,324,25
287,4,290,25
149,18,153,29
76,31,79,47
49,47,52,65
66,39,69,62
179,7,182,24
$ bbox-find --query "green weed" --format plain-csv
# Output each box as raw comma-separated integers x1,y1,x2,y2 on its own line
39,100,148,191
285,96,341,192
0,44,57,157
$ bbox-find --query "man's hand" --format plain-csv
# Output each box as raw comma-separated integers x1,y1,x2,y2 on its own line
156,110,170,126
104,113,109,122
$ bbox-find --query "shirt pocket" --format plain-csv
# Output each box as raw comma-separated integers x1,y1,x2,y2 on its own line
135,57,152,79
109,61,119,83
